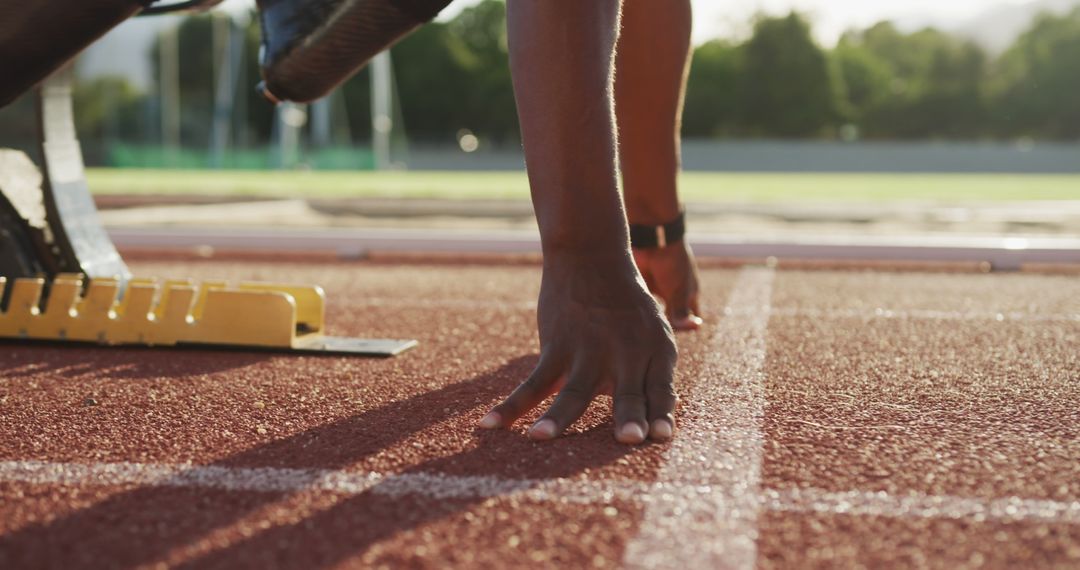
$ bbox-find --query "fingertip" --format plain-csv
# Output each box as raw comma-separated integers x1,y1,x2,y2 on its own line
649,418,674,441
528,419,559,441
615,422,646,445
670,314,703,331
478,411,502,429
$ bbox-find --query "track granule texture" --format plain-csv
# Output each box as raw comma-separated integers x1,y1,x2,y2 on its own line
0,260,1077,569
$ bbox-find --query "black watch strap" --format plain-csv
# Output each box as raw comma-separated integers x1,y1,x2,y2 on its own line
629,211,685,249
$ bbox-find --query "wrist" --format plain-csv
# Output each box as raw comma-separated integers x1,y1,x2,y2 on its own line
542,245,635,273
535,196,630,257
541,247,650,309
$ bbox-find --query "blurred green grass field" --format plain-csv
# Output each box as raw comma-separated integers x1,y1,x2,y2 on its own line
86,169,1080,202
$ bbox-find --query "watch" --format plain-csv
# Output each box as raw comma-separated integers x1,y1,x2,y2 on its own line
629,211,685,249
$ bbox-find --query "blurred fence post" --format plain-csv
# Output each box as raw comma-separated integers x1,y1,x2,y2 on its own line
371,52,392,171
209,13,245,169
160,24,181,168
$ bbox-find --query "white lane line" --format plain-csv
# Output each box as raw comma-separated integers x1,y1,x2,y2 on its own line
623,266,776,570
765,307,1080,323
0,459,648,504
2,459,1079,526
764,488,1080,525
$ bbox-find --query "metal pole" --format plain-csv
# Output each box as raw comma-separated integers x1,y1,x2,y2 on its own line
206,14,240,168
209,14,233,168
160,24,181,167
274,102,306,169
371,51,392,171
311,98,332,149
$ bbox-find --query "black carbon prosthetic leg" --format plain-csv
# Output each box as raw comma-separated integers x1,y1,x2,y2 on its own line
256,0,454,103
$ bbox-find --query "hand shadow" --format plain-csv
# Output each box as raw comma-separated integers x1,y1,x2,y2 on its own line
0,343,271,381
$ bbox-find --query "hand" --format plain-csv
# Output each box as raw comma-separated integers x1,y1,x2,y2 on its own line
479,251,678,444
633,240,703,331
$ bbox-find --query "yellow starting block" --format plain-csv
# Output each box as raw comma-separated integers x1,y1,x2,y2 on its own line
0,275,417,356
0,70,416,358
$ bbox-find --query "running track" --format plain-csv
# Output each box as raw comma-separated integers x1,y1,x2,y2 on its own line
1,257,1078,568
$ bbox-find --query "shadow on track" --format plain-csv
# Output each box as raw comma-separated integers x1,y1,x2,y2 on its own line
173,425,637,569
0,354,655,568
0,343,271,380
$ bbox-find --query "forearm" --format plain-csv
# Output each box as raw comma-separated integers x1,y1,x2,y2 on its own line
615,0,693,226
507,0,630,256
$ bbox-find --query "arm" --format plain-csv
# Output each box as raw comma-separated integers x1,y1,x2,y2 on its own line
616,0,702,331
478,0,677,445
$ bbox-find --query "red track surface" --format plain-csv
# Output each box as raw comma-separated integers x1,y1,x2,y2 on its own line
1,259,1078,569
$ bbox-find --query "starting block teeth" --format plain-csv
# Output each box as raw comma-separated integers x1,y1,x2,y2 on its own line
0,276,416,356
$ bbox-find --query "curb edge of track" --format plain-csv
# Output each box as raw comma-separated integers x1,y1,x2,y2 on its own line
107,227,1080,272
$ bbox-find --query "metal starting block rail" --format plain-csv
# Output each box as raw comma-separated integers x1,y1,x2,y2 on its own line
0,68,417,357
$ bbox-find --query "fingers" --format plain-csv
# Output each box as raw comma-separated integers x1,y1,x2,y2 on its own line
666,286,703,331
529,361,599,441
669,266,702,331
688,288,701,318
686,248,702,319
669,313,703,332
645,350,678,441
646,243,703,332
483,351,676,443
664,275,691,316
480,354,564,429
672,285,702,331
613,358,649,445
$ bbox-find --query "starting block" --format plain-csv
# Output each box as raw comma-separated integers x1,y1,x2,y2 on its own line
0,275,416,355
0,68,417,357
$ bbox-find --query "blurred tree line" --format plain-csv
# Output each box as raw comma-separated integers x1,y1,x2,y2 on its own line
684,8,1080,140
4,0,1075,152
